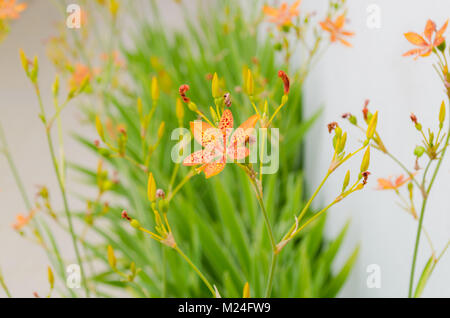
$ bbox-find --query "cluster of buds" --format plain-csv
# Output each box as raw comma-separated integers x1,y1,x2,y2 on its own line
410,101,447,161
342,100,387,153
121,173,175,248
107,244,141,282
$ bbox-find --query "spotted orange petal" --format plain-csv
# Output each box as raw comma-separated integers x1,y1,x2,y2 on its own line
183,149,219,166
227,146,250,161
229,114,259,148
219,109,234,131
198,162,226,179
190,121,218,147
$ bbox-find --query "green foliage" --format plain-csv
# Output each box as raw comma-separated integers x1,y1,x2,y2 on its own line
69,1,358,298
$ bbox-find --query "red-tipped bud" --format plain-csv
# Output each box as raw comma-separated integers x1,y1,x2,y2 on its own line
156,189,166,199
278,70,290,95
327,122,338,134
342,113,351,119
179,84,190,103
362,107,369,121
94,139,100,148
121,210,131,221
410,113,418,124
223,93,231,108
362,171,371,185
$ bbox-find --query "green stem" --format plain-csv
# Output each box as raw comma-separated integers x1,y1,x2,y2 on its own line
174,246,215,296
251,177,277,297
35,89,90,297
264,253,278,298
0,124,32,210
408,99,450,298
0,270,12,298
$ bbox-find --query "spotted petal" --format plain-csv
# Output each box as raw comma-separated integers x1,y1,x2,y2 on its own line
219,109,234,131
190,121,219,147
229,114,259,148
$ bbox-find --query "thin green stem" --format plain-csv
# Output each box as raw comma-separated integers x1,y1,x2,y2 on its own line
174,246,215,296
35,88,90,297
264,253,278,298
408,97,450,298
0,124,32,210
0,269,12,298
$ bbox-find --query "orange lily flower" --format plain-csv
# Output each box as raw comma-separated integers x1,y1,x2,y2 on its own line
262,0,301,27
183,109,259,178
377,173,417,190
403,19,448,59
12,210,35,231
319,14,354,47
0,0,26,20
69,63,100,90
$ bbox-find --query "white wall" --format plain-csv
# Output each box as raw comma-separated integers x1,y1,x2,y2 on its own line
302,0,450,297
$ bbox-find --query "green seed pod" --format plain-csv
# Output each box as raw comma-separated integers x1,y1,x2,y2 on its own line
414,146,425,157
130,219,141,229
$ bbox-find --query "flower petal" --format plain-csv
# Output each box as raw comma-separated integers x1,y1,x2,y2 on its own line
199,162,226,179
424,19,436,42
229,114,259,147
404,32,427,46
219,109,234,131
227,146,250,161
190,121,218,147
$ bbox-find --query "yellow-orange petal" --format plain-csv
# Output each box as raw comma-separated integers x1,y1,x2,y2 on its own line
335,14,346,29
227,146,249,161
436,19,449,38
424,19,436,41
377,178,394,190
200,162,226,179
339,38,352,47
190,121,215,147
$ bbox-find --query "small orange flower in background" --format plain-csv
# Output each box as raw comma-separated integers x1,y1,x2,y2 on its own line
69,63,99,90
262,0,301,27
101,51,125,68
0,0,27,20
377,173,417,191
320,14,354,47
183,109,259,178
12,210,35,231
403,19,448,59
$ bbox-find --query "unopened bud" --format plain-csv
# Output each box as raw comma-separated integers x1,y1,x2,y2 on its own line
360,147,371,173
151,76,159,101
147,172,156,202
156,189,165,199
212,73,220,98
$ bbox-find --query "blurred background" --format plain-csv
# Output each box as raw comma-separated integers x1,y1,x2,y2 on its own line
0,0,449,297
